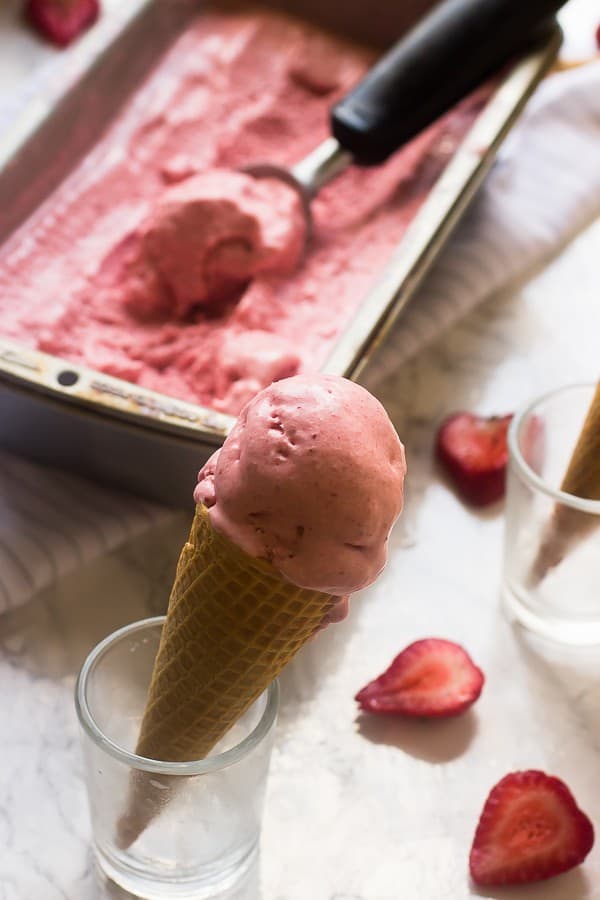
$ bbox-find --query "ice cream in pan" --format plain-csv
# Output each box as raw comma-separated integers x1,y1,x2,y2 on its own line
117,373,407,846
0,8,449,416
99,0,569,328
0,0,564,415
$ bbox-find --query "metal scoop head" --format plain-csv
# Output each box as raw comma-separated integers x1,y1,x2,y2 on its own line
243,138,352,244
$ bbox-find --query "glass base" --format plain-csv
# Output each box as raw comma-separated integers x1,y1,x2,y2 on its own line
95,840,258,900
503,583,600,646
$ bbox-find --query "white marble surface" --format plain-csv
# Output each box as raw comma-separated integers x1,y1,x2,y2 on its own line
0,2,599,899
0,0,124,98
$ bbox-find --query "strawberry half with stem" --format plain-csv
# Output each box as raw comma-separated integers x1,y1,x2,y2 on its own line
355,638,484,718
26,0,100,48
470,770,595,886
435,412,513,507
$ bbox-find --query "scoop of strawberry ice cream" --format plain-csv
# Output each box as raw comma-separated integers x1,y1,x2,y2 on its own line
195,374,406,595
101,170,306,319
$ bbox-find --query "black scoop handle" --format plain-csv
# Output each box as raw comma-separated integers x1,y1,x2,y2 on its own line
332,0,566,165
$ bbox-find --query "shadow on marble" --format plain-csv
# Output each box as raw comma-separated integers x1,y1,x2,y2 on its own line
276,611,357,732
511,623,600,744
93,849,263,899
355,709,478,762
433,467,508,520
471,867,592,899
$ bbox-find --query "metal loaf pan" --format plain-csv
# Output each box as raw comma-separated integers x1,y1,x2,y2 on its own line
0,2,561,507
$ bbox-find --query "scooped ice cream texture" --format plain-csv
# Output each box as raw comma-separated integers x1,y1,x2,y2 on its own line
0,9,491,415
101,170,306,319
195,374,407,595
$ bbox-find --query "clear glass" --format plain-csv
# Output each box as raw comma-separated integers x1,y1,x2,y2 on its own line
75,617,279,900
503,383,600,645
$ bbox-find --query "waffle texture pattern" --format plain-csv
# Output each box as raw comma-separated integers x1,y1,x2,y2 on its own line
135,504,334,762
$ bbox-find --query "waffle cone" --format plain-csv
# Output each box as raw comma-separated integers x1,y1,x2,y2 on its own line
117,504,334,848
531,383,600,582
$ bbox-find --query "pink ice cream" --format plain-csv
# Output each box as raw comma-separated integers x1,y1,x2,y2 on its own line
100,170,306,319
0,9,491,415
195,374,407,595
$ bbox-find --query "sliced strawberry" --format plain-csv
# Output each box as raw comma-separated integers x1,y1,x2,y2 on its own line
355,638,484,718
470,770,595,886
435,412,513,506
26,0,100,48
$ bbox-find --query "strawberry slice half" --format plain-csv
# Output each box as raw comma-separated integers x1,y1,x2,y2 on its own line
26,0,100,48
470,770,595,886
355,638,484,718
435,412,513,507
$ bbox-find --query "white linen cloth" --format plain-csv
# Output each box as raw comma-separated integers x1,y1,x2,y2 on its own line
0,62,599,613
368,61,600,376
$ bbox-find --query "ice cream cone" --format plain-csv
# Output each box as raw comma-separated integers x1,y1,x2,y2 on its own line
117,503,335,848
530,383,600,583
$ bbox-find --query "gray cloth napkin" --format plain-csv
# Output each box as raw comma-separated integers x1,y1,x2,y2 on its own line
1,62,599,612
0,451,173,612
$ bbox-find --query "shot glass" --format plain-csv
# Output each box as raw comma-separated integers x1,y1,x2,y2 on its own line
75,617,279,900
502,383,600,645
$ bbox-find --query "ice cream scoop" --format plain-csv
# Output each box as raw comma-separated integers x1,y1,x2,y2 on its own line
245,0,567,238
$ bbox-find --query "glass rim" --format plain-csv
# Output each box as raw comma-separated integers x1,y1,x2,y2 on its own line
75,616,279,776
508,382,600,515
